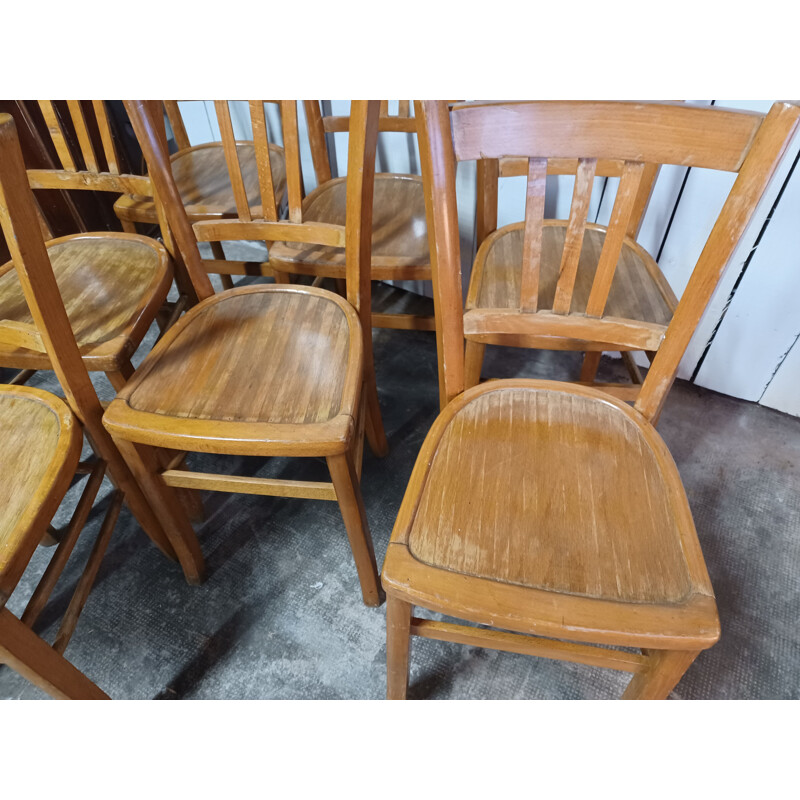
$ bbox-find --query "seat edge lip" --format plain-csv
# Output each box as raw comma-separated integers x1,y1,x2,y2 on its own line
382,543,721,651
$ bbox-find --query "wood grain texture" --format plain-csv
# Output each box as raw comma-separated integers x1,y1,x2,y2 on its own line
104,285,362,456
114,141,287,225
0,386,80,602
0,233,172,370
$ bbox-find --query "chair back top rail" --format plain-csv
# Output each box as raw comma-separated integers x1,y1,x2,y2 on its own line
29,101,150,196
417,99,800,422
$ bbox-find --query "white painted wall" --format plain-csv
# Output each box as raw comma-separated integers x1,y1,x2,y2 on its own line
177,101,800,417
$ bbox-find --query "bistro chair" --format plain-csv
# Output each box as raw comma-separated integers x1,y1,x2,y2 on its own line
0,112,184,698
0,101,175,390
381,100,800,699
101,100,386,605
113,100,287,290
270,101,434,333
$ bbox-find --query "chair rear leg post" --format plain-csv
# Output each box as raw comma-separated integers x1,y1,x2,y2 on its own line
326,450,384,607
363,376,389,458
119,219,137,234
621,648,701,699
111,436,206,585
580,351,602,383
386,594,412,699
209,241,234,290
0,608,109,699
464,340,485,389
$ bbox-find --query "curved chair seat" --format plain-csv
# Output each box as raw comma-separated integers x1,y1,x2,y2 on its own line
0,233,172,372
465,221,678,350
114,142,287,225
270,174,431,281
382,379,720,650
0,385,80,601
103,285,363,456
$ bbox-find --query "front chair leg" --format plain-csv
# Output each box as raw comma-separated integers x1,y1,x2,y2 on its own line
0,608,109,699
385,594,412,699
326,450,383,607
112,436,206,586
621,648,701,699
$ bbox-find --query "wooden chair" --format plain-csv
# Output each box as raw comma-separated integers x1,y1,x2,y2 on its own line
472,152,663,393
269,101,434,332
101,100,386,606
0,101,174,391
113,101,287,290
0,112,187,697
382,100,800,699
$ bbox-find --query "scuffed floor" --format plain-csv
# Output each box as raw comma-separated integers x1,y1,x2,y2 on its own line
2,281,799,700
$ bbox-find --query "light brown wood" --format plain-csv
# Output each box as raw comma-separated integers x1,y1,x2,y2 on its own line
272,102,434,333
105,101,386,606
384,100,800,699
386,594,412,699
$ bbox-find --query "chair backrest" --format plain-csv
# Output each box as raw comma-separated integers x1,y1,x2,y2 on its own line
417,100,800,422
304,100,416,184
124,99,380,330
0,112,175,558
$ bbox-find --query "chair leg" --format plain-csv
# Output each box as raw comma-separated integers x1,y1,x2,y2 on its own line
386,595,412,699
326,450,384,607
111,436,206,586
580,351,602,382
363,376,389,458
464,340,485,389
0,608,109,699
272,269,293,284
209,242,234,290
621,648,701,700
120,219,137,234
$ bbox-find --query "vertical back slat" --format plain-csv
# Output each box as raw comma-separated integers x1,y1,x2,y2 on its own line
249,101,278,222
304,101,333,185
519,158,548,312
552,158,597,313
626,162,659,238
585,161,645,317
66,101,98,173
163,101,191,151
38,101,76,171
91,101,119,174
281,100,303,224
398,101,411,117
214,100,252,222
475,158,499,246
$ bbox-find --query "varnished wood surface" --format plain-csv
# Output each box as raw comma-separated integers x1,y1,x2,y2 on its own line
114,141,287,224
382,380,719,649
470,220,675,324
269,174,430,279
0,232,172,371
0,385,80,602
103,285,363,456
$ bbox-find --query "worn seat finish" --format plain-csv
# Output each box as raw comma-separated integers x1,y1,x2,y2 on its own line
467,221,676,348
270,174,430,279
103,284,363,456
0,386,80,600
0,233,172,371
114,142,287,224
383,380,719,648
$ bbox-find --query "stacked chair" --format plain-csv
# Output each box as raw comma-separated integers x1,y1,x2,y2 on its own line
381,100,800,699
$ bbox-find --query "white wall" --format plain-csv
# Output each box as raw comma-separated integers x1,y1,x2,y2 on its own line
178,101,800,417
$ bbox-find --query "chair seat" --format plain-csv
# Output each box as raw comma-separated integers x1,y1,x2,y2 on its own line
382,380,720,649
102,285,363,456
269,174,431,280
114,142,287,224
466,221,677,347
0,233,172,371
0,385,81,600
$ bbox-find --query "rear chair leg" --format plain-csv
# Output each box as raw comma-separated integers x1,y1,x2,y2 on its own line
464,340,485,389
386,595,412,699
580,351,602,383
621,648,701,699
326,450,383,607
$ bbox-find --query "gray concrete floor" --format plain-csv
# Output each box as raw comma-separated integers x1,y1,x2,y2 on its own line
2,281,799,700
